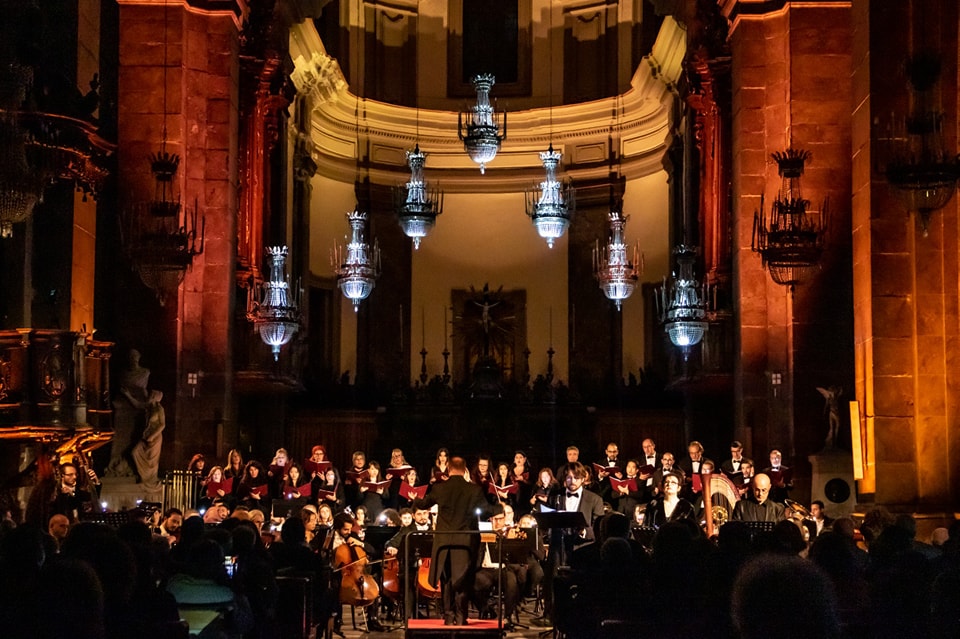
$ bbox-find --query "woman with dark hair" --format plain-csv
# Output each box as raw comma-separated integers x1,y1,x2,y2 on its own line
237,460,270,510
316,467,345,513
429,447,450,484
491,462,518,509
282,463,312,500
644,472,696,528
510,451,532,514
357,461,388,523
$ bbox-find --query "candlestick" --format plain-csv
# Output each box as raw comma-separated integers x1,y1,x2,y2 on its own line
549,306,553,348
399,304,404,353
421,305,425,349
443,305,448,350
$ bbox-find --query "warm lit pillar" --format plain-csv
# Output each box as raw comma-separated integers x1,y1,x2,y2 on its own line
851,0,960,508
726,1,854,486
117,0,239,463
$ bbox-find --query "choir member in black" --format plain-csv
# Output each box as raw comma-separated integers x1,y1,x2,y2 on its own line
471,455,495,500
529,467,560,512
316,468,345,512
421,456,489,626
395,468,425,510
385,447,413,508
357,461,389,523
200,465,229,510
237,460,270,510
430,447,450,484
267,448,290,499
510,451,532,514
644,471,696,528
282,462,312,500
762,448,794,504
612,459,645,517
343,450,368,509
224,448,245,499
306,444,333,494
491,462,518,510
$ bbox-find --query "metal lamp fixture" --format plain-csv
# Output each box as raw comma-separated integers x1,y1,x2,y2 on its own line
395,144,443,249
878,52,959,236
657,245,708,348
593,209,642,310
248,246,301,361
332,210,381,311
458,74,507,174
525,146,574,248
120,150,205,305
751,149,827,288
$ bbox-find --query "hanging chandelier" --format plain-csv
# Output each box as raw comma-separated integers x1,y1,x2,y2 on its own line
0,61,112,238
458,74,507,174
395,144,443,249
247,246,301,361
657,245,708,348
525,146,574,248
120,150,205,305
878,52,959,236
593,209,642,310
751,148,827,288
332,210,381,311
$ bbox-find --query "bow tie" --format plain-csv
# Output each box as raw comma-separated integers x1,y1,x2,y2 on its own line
566,491,580,499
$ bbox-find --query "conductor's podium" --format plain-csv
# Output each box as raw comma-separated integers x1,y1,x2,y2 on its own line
405,618,502,639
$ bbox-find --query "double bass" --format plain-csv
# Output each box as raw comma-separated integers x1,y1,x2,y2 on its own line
335,537,380,607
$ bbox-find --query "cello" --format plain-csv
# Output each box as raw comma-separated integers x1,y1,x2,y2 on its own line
335,537,380,607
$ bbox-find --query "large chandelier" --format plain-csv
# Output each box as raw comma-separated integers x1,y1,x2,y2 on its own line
458,74,507,174
657,245,708,348
120,150,205,306
332,210,381,311
878,53,959,236
593,209,642,310
751,148,827,288
525,146,574,248
395,144,443,249
247,246,301,361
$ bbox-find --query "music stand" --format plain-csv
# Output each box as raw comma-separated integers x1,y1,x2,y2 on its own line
532,510,587,568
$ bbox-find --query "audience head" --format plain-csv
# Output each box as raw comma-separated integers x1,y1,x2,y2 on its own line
48,513,69,543
732,555,838,639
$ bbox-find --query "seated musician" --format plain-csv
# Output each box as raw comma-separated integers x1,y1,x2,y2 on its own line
330,512,387,632
473,505,523,629
644,471,696,528
51,462,95,522
732,473,785,523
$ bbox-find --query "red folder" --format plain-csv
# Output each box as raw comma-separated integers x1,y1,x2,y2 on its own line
691,473,703,494
592,463,622,477
637,464,655,477
385,465,414,478
433,469,449,482
345,469,370,484
489,483,518,498
361,480,391,491
610,477,639,492
249,484,268,497
399,483,428,501
284,483,312,499
304,460,331,475
316,486,339,502
206,477,233,498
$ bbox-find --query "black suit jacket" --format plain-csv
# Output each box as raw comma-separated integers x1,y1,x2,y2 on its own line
422,475,488,586
551,488,604,548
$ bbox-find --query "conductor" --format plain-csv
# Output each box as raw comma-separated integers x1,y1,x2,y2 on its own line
421,456,489,626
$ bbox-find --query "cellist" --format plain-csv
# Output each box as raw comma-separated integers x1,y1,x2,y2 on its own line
331,512,387,632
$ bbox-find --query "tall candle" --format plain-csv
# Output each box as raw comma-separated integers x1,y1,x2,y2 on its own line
443,305,448,350
421,305,426,349
549,306,553,348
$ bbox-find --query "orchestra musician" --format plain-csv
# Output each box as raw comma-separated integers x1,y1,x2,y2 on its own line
732,473,785,523
473,505,524,630
420,456,489,626
330,512,387,632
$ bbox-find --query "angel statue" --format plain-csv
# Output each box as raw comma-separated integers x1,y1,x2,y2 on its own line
816,385,842,449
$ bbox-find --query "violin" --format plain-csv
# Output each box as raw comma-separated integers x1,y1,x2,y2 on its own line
335,537,380,607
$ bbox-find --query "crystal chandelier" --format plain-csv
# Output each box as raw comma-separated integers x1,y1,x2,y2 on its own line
657,245,708,348
332,210,381,311
878,53,959,236
458,74,507,174
593,209,642,310
120,150,205,305
248,246,301,361
525,146,574,248
395,144,443,249
751,149,827,288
